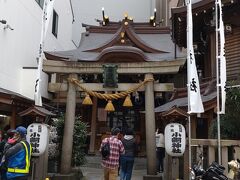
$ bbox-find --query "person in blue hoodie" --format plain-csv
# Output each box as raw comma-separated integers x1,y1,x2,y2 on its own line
120,128,138,180
3,126,32,180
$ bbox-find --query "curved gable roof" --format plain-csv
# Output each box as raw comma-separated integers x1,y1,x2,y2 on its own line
45,19,185,63
84,22,169,53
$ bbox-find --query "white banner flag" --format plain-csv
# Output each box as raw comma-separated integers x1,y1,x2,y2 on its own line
34,0,55,106
218,0,226,114
44,0,55,38
186,0,204,113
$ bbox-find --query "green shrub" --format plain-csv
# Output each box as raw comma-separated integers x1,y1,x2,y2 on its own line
72,115,88,166
51,114,88,166
209,82,240,139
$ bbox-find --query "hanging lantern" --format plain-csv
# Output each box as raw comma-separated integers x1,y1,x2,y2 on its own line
165,123,186,157
105,100,115,111
123,95,133,107
82,94,93,105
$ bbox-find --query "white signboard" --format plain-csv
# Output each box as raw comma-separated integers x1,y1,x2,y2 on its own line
165,123,186,157
27,123,48,156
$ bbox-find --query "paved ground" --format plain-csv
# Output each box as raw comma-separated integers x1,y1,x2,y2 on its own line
80,156,163,180
81,167,148,180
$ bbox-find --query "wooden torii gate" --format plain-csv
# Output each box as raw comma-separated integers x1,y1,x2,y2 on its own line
43,59,185,174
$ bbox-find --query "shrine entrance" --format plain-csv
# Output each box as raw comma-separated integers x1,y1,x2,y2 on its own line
43,16,185,175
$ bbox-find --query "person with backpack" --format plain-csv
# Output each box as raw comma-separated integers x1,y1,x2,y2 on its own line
119,128,138,180
99,127,125,180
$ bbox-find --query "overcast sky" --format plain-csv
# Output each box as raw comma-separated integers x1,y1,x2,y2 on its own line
71,0,155,46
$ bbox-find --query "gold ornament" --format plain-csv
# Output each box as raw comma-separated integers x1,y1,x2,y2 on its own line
105,100,115,111
82,94,93,105
123,95,133,107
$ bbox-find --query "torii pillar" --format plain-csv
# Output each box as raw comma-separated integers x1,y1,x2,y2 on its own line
60,74,77,174
89,96,97,154
144,73,157,175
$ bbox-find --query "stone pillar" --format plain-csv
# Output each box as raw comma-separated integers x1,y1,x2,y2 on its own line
208,146,215,165
183,144,189,180
32,128,49,180
172,158,179,179
221,146,228,175
234,147,240,160
10,105,16,129
163,153,168,178
89,97,97,154
60,74,77,174
166,155,172,180
144,73,156,175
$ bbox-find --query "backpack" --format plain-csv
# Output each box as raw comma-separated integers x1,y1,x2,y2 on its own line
101,139,110,159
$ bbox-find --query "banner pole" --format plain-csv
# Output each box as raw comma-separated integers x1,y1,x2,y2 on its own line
186,0,191,178
188,116,191,180
215,0,222,164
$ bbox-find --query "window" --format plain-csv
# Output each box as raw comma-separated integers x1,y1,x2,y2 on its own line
52,10,58,38
35,0,44,8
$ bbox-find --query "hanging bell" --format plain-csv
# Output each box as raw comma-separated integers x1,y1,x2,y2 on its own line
123,95,133,107
105,100,115,111
82,94,93,105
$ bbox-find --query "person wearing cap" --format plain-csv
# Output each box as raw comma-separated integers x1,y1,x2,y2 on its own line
3,129,18,152
99,127,125,180
0,129,18,180
3,126,32,180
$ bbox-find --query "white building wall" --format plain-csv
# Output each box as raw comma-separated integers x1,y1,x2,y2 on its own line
0,0,176,102
0,0,75,100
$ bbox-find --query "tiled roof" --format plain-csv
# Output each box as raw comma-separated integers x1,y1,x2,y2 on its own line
19,105,56,117
45,20,185,62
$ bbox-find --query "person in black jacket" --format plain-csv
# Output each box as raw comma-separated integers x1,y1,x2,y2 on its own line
0,133,7,160
155,128,165,173
120,128,137,180
0,132,8,180
0,129,16,180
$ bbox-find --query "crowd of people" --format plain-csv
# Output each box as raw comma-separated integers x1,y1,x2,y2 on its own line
100,126,165,180
0,125,165,180
0,126,32,180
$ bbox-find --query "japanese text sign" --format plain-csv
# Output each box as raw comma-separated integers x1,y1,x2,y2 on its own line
165,123,186,156
27,123,48,156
